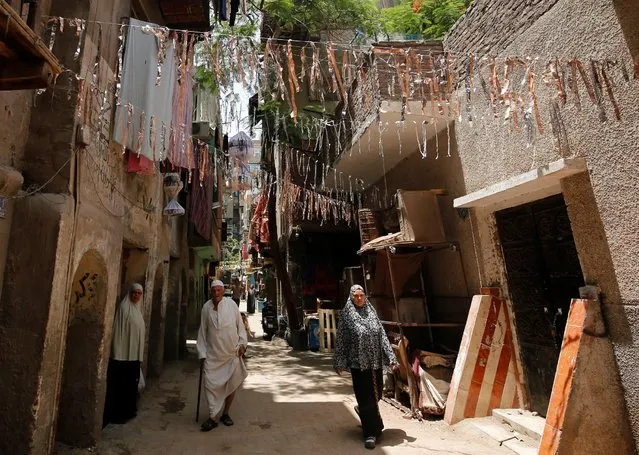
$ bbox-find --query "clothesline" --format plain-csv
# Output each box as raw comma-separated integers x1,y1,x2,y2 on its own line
41,14,628,63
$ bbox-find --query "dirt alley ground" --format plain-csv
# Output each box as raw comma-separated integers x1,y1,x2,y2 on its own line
55,309,511,455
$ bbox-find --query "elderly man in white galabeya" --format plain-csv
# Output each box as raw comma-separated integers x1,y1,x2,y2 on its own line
197,279,248,431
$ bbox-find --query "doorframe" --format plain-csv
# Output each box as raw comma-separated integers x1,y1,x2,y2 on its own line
452,158,588,415
494,193,585,415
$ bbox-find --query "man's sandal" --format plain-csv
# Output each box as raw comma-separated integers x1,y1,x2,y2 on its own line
220,414,234,426
200,418,218,432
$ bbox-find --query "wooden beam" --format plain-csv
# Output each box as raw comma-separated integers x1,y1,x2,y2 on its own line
381,321,464,328
0,41,18,58
0,0,62,79
0,58,55,90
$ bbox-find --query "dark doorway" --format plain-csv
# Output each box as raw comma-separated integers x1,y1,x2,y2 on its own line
495,194,584,416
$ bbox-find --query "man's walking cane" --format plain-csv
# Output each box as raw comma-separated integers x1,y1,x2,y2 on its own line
196,360,203,422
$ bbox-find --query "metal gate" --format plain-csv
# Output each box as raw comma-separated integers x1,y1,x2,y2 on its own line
495,194,584,415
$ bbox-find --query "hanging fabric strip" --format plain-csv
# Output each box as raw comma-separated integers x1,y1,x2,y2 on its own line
445,52,454,97
589,59,608,122
403,50,411,114
599,63,621,120
544,59,566,106
114,22,126,101
487,58,499,118
74,19,86,61
213,42,226,88
327,42,345,105
569,59,582,111
310,43,320,97
261,39,273,91
488,56,503,102
76,77,85,121
155,27,170,86
575,59,597,104
464,54,474,122
417,55,426,115
47,17,58,52
136,111,145,156
150,115,157,162
271,47,293,111
161,121,167,160
528,71,544,134
300,45,307,81
121,103,133,154
342,49,350,89
236,38,247,87
286,42,299,122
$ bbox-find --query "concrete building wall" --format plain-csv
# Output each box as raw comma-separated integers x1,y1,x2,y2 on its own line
0,92,33,295
445,0,639,450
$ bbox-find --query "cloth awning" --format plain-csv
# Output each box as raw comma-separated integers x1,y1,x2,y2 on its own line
358,232,452,254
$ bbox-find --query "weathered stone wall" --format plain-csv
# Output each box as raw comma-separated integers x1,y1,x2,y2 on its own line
444,0,639,450
0,0,192,452
445,0,561,65
0,92,33,296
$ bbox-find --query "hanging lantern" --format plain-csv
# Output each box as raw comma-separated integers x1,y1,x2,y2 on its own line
163,172,185,216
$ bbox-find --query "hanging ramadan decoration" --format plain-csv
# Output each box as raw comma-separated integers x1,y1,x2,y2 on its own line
39,15,637,207
163,173,185,216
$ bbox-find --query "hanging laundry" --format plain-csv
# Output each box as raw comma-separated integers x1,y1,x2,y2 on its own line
168,33,196,169
113,18,178,173
191,167,215,239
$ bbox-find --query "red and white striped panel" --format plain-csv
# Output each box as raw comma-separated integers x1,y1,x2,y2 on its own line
445,294,526,424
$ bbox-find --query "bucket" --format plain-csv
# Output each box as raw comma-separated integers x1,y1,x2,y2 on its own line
307,318,320,351
286,327,308,351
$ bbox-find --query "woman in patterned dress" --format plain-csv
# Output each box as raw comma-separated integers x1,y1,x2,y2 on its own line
333,285,399,450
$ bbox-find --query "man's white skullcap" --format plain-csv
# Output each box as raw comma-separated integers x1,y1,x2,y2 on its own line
210,279,224,288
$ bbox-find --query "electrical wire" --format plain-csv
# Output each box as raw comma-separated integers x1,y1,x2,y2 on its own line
10,150,76,199
82,146,157,213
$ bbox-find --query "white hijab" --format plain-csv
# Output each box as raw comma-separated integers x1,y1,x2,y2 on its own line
111,283,146,361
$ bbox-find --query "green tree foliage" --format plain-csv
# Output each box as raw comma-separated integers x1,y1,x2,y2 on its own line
223,237,242,263
380,0,470,39
262,0,379,36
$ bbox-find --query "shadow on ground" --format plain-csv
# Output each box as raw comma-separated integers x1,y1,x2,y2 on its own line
55,330,510,455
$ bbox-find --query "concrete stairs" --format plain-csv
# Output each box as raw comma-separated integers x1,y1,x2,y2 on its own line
467,408,544,455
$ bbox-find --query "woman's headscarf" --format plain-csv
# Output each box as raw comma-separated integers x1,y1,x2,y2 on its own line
333,285,397,371
111,283,146,361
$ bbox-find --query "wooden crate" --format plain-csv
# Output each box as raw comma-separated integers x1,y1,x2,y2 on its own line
358,209,382,246
319,309,339,352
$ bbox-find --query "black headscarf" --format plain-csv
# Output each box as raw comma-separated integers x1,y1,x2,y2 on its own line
333,285,397,371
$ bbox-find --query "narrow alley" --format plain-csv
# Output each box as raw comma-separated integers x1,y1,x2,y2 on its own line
57,308,509,455
2,0,639,454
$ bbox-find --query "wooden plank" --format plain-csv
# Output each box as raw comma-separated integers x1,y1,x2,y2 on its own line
0,41,18,58
0,58,55,90
381,321,464,328
0,0,62,78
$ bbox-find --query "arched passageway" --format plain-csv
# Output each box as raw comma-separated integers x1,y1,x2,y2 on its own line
56,250,108,448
